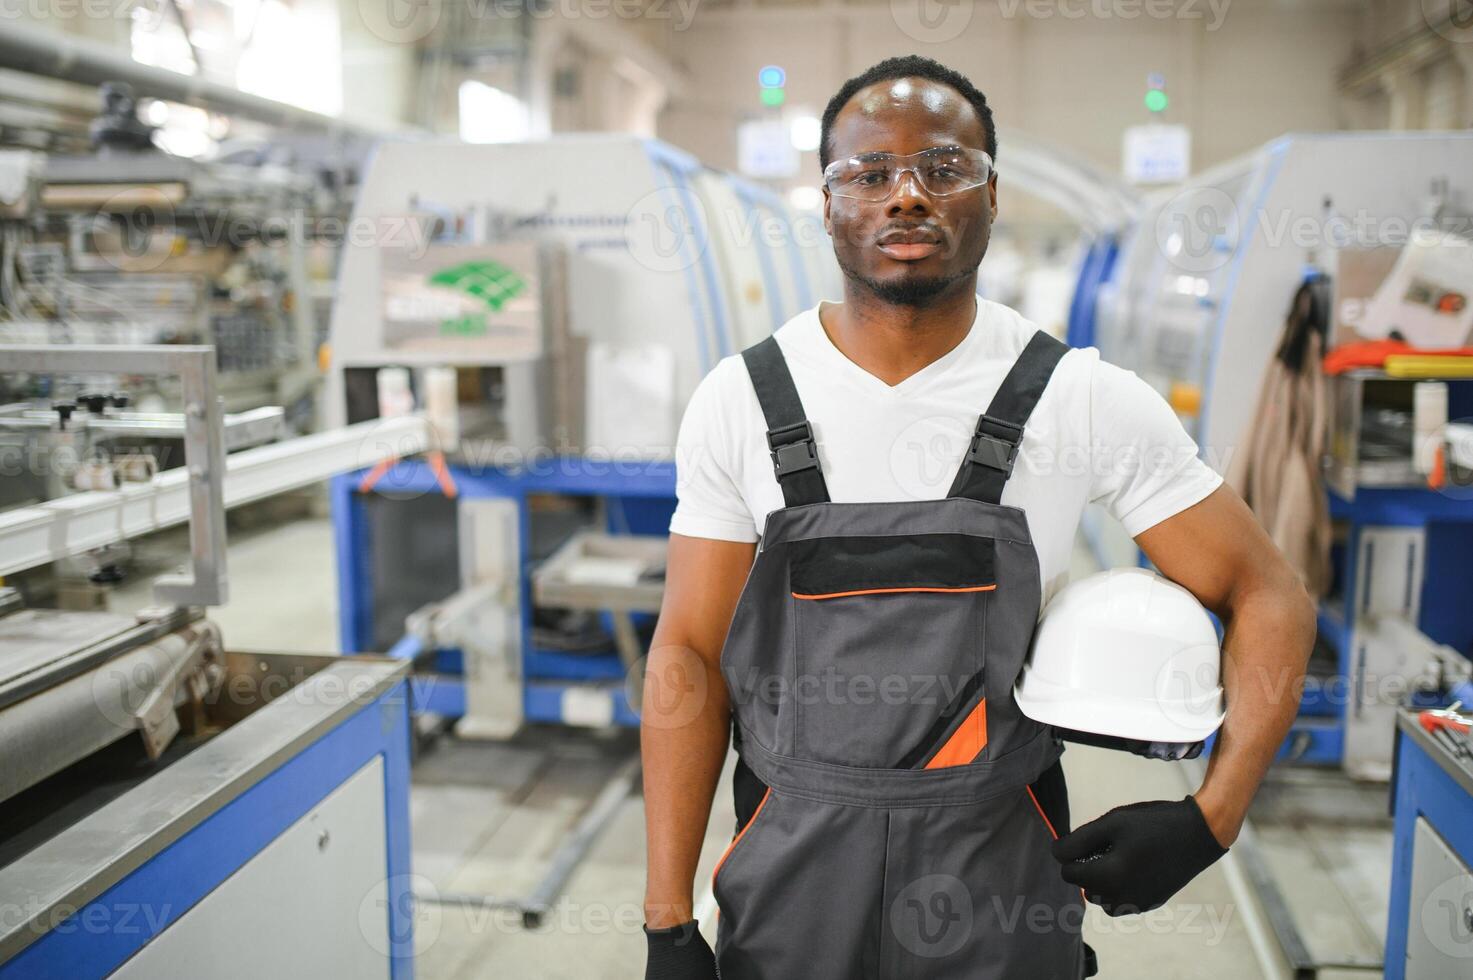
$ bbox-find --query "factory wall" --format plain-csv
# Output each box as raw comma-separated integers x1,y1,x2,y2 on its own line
8,0,1470,168
1340,0,1473,131
655,0,1364,202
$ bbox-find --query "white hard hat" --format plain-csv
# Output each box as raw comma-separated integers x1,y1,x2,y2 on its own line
1015,567,1226,745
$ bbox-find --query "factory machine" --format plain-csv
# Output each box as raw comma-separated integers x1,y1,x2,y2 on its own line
327,135,841,737
1074,132,1473,774
0,81,352,424
1068,132,1473,977
0,344,428,978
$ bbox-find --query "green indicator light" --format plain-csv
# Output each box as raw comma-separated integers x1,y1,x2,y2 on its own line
1144,89,1168,112
760,87,786,106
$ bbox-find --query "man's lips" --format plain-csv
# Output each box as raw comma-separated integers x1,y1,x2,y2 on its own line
875,228,943,261
877,240,942,261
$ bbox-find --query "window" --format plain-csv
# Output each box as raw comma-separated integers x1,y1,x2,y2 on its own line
458,81,530,144
131,0,342,117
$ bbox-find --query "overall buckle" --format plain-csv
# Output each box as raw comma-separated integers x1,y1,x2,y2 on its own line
767,420,819,478
966,415,1024,476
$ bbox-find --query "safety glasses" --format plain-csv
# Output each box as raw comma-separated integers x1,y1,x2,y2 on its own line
822,146,995,203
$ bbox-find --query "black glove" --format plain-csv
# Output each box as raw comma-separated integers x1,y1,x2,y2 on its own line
1050,796,1228,916
644,920,717,980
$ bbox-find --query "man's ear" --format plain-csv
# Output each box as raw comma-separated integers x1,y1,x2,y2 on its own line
822,186,832,235
988,173,999,222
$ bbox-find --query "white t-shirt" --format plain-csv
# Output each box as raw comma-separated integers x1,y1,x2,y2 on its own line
668,298,1223,604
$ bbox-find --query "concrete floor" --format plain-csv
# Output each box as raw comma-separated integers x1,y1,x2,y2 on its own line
103,513,1397,979
108,509,341,654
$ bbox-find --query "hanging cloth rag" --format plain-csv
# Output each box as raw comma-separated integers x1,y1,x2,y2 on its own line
1227,274,1333,597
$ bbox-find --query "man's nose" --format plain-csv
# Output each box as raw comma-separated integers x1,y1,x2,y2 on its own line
887,168,932,212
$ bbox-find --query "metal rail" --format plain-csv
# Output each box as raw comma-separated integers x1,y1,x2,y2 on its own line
0,408,430,579
2,344,227,606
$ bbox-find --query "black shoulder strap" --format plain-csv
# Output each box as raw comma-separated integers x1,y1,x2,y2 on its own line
741,335,830,507
947,330,1069,505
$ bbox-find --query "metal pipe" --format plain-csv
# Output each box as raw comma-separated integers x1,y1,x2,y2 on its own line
419,754,643,929
519,753,642,923
0,20,388,139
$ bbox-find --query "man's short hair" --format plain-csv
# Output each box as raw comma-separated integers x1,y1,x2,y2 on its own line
819,55,997,171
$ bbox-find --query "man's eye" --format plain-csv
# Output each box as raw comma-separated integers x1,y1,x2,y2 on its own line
930,166,961,179
854,171,889,185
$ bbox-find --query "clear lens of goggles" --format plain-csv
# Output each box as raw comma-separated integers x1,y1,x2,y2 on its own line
823,147,994,202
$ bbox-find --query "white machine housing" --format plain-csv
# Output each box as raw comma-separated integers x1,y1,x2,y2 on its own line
326,135,841,457
1084,132,1473,570
1096,132,1473,466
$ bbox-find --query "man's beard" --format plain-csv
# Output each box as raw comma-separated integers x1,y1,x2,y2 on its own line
839,262,973,307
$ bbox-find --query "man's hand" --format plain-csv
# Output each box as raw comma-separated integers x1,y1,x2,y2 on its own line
644,920,718,980
1051,796,1228,916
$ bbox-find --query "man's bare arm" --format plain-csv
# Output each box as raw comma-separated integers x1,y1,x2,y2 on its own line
642,532,757,928
1135,485,1317,846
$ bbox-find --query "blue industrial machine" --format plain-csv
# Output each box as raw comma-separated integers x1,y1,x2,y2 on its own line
333,460,676,728
0,345,418,978
1386,707,1473,979
0,640,414,979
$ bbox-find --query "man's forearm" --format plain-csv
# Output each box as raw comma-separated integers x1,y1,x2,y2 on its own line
641,640,731,928
1194,573,1316,845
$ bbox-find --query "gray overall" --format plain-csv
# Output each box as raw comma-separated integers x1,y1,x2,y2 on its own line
712,330,1092,979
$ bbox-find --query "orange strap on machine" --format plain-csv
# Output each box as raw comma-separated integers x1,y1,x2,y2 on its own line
357,451,459,498
357,457,396,494
427,451,459,498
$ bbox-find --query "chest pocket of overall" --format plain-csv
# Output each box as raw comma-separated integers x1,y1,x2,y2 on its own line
788,532,996,769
